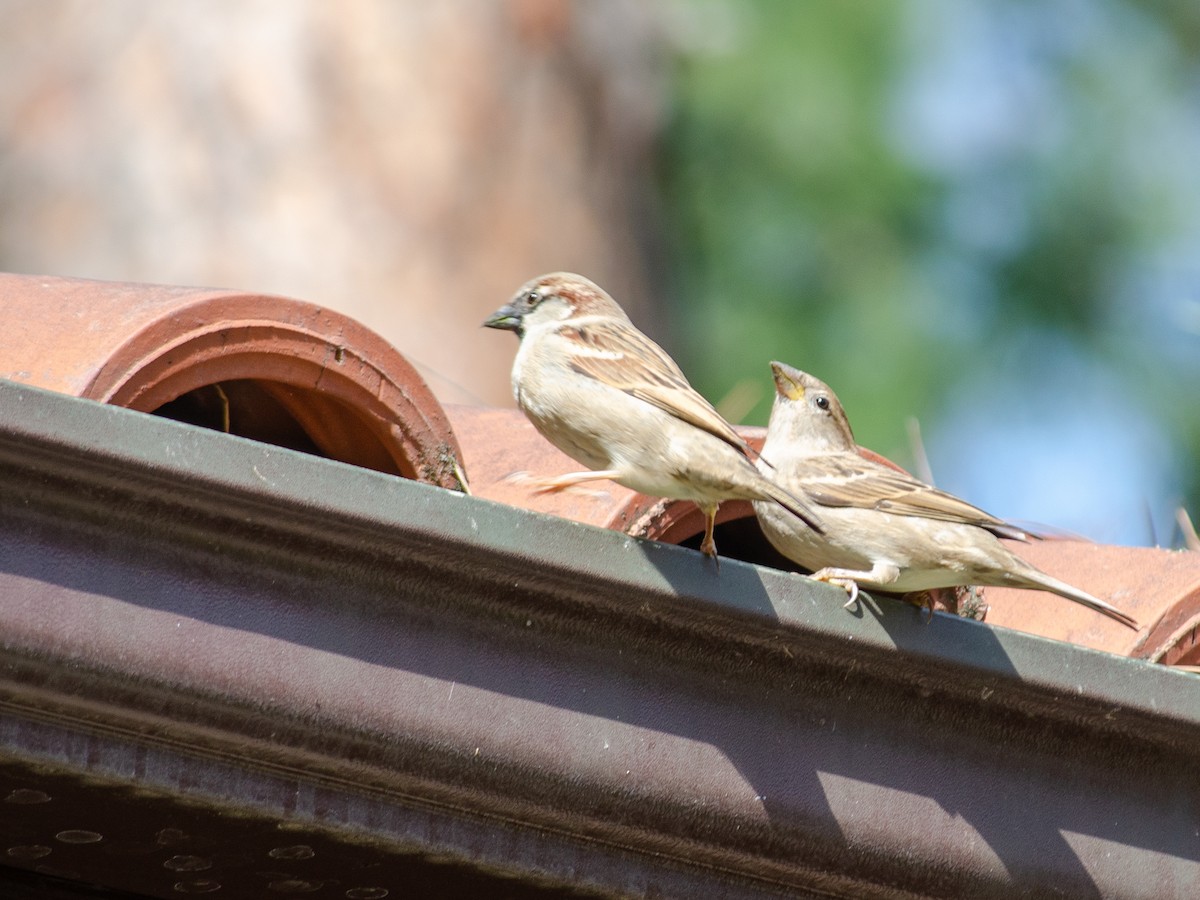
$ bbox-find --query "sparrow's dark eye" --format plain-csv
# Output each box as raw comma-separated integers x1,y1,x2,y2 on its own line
526,290,541,307
814,395,830,411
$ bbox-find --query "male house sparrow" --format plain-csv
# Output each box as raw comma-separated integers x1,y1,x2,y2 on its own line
753,361,1138,629
483,273,824,561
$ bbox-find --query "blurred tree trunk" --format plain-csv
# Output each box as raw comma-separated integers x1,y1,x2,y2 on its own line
0,0,667,405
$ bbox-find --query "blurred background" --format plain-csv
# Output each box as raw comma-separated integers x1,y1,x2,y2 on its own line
1,0,1196,546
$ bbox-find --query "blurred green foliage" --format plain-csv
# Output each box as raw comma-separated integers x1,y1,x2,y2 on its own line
660,3,938,455
658,0,1200,540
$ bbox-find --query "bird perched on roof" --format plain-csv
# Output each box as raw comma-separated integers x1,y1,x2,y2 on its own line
753,361,1138,629
483,273,824,563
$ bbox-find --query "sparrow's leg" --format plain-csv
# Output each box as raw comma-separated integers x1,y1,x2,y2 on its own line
698,503,720,566
810,562,900,610
903,589,938,623
521,469,623,494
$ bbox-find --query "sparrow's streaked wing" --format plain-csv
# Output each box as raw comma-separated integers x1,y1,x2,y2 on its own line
562,319,750,454
797,454,1029,537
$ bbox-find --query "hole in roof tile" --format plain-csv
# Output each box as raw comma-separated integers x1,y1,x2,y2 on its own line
54,830,102,844
152,380,407,477
268,844,315,860
6,845,52,860
4,789,50,804
675,510,803,572
1,277,465,489
155,382,322,455
164,855,213,872
173,880,222,894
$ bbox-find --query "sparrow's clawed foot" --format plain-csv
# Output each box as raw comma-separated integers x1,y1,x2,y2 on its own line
809,568,863,609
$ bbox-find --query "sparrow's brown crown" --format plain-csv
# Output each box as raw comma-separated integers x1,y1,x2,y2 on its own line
520,272,625,320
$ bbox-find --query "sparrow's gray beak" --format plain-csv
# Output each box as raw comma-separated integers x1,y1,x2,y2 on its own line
770,361,806,401
482,303,522,332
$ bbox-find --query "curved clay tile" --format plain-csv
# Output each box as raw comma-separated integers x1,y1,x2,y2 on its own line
0,272,465,489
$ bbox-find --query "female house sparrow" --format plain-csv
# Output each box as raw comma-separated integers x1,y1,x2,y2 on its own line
753,361,1138,629
483,273,824,562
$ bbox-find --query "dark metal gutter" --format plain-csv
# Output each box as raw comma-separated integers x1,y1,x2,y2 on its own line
0,378,1197,899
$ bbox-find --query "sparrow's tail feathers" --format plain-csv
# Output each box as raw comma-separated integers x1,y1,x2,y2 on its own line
760,479,826,537
1017,569,1139,630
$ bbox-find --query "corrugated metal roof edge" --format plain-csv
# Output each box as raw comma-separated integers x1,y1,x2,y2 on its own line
1,378,1198,898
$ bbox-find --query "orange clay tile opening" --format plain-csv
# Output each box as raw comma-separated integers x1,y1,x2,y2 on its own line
0,273,465,489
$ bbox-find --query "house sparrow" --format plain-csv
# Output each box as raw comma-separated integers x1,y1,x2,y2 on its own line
753,361,1138,629
483,273,824,561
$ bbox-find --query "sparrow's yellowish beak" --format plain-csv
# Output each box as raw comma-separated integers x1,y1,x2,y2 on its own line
770,361,806,401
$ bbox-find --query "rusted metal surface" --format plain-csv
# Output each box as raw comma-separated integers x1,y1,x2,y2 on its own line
0,272,465,488
2,379,1200,898
0,759,593,900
